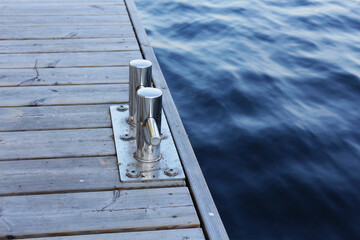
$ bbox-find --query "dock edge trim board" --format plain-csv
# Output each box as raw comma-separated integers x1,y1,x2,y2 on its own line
123,0,230,239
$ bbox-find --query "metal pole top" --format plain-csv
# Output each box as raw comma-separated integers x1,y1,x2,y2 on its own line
137,87,162,99
129,59,152,68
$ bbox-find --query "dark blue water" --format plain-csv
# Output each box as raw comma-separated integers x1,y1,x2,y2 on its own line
134,0,360,239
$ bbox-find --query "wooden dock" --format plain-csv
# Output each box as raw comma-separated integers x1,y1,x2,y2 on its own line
0,0,228,239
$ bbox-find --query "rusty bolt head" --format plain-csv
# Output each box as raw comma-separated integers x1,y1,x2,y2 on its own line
164,167,179,177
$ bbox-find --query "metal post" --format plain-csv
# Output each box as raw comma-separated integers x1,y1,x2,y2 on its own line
128,59,152,126
135,87,162,162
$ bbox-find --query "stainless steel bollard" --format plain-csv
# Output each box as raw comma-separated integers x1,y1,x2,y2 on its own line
135,87,163,162
128,59,152,126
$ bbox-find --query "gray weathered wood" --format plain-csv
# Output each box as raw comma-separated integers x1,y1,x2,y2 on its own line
125,0,229,239
0,15,131,27
0,187,199,238
0,156,185,196
0,105,112,131
0,0,205,239
0,84,128,107
0,67,128,87
27,229,205,240
0,128,115,160
0,51,141,69
0,0,124,5
0,38,139,54
0,156,119,195
0,4,127,16
0,25,135,40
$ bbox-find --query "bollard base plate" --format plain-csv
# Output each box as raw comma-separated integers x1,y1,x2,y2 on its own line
110,105,185,182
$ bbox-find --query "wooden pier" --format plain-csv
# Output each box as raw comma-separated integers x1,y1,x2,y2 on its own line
0,0,228,239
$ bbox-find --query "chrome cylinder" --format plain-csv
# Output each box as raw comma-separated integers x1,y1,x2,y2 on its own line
135,87,162,162
128,59,152,125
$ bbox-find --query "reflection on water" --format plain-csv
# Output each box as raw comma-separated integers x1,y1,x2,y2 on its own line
135,0,360,239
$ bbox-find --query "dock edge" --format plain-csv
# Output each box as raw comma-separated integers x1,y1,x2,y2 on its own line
124,0,230,239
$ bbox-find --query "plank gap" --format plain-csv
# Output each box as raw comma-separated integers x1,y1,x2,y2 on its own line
0,65,129,69
0,102,128,109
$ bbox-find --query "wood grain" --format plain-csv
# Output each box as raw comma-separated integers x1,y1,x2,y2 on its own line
0,156,185,196
0,84,128,107
0,105,112,131
0,38,139,54
125,0,229,239
0,15,131,27
0,187,199,238
0,4,127,16
0,67,129,87
1,0,124,5
0,0,205,238
0,128,115,160
0,51,141,69
27,229,205,240
0,25,135,40
0,156,119,195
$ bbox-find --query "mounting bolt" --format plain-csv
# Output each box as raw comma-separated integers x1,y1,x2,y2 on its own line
164,167,179,177
116,105,128,112
120,133,135,141
126,169,140,178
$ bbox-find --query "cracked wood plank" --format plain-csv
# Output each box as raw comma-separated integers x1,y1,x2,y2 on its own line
0,38,139,54
0,128,116,160
0,4,127,16
0,15,131,27
0,67,129,87
0,156,185,196
0,51,141,69
0,105,112,131
0,84,128,107
26,229,205,240
0,25,135,40
0,187,199,238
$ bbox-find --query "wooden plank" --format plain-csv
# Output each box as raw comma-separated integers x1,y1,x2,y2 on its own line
27,229,205,240
0,105,112,131
0,4,127,16
0,187,199,238
0,156,185,196
0,15,131,27
0,0,124,5
0,38,139,54
0,25,135,40
0,84,128,107
0,156,119,195
124,0,229,239
0,67,129,87
0,51,141,69
0,128,115,160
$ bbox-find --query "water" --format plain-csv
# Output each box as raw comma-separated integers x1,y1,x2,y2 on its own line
134,0,360,239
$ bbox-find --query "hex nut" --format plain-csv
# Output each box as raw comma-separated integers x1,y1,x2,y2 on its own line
164,167,179,177
126,169,140,178
116,105,128,112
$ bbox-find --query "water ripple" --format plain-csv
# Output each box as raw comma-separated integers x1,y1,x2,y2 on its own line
135,0,360,238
